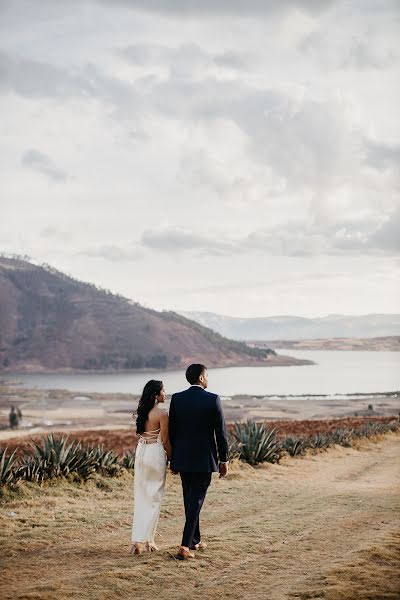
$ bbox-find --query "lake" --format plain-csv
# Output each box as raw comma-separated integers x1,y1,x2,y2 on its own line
5,350,400,397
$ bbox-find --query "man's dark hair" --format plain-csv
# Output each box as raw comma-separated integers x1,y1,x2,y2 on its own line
185,363,207,385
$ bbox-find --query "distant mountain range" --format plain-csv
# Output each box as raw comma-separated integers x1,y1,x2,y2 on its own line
0,258,283,372
179,311,400,341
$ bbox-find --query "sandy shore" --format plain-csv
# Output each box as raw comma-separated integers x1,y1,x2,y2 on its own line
0,381,399,442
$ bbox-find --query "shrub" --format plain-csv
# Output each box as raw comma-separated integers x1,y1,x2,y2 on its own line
330,428,353,447
89,446,123,477
355,421,399,438
15,435,124,483
28,434,97,480
228,438,242,460
16,456,48,483
230,420,280,465
282,436,306,456
388,420,400,432
310,433,332,449
121,450,135,471
0,448,18,485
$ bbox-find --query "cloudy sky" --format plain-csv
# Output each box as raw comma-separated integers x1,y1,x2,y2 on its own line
1,0,399,317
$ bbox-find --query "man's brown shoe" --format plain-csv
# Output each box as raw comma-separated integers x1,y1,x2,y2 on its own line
175,547,195,560
191,542,208,551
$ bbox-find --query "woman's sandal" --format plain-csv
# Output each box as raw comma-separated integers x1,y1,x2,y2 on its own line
191,541,208,551
129,543,143,556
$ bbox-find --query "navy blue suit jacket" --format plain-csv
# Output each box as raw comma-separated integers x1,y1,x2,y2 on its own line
169,386,229,473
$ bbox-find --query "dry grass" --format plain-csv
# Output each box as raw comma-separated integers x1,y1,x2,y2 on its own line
1,434,399,600
290,530,400,599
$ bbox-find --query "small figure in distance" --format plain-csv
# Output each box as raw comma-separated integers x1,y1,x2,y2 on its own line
9,405,19,429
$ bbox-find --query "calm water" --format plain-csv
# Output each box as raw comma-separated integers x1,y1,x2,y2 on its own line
5,351,400,397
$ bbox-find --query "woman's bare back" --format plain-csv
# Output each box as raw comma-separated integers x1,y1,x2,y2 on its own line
140,406,171,459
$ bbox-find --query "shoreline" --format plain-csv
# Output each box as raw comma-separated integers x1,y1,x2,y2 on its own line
253,335,400,351
0,354,313,376
0,381,399,437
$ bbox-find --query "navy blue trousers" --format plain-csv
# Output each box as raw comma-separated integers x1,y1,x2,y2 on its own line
180,472,212,548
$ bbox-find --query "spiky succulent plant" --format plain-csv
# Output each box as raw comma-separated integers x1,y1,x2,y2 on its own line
230,420,280,465
121,450,136,471
310,433,331,449
329,428,353,447
282,436,306,456
0,448,18,485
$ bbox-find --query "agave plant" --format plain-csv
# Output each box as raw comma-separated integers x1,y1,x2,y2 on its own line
363,421,398,437
310,433,331,449
29,434,89,479
0,448,18,485
282,436,306,456
227,437,242,460
329,428,353,447
231,420,280,465
89,446,122,477
355,423,375,438
16,456,48,483
121,450,136,471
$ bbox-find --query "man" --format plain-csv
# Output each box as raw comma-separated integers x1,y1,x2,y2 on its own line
169,363,229,560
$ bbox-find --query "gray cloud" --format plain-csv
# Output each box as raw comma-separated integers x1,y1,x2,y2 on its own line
139,213,399,258
245,215,400,256
341,40,397,70
299,23,399,72
21,149,70,182
365,140,400,170
121,43,247,75
370,209,400,252
77,244,144,262
2,39,397,202
141,77,361,190
141,227,236,256
0,0,399,316
0,51,93,99
40,226,72,241
96,0,335,16
0,51,137,111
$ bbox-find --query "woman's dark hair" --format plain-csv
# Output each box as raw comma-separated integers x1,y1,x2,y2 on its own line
185,364,207,385
135,380,163,434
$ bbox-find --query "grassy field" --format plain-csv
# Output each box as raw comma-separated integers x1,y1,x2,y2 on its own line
1,433,399,600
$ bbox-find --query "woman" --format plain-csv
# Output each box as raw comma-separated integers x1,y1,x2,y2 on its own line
130,380,172,555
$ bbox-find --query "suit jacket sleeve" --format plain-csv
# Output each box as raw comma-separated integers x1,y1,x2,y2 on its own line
169,393,176,445
214,395,229,463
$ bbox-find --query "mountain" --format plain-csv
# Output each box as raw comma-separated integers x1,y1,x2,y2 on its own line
179,311,400,341
0,258,282,372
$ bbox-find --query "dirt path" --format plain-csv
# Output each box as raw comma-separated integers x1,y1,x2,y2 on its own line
1,434,399,600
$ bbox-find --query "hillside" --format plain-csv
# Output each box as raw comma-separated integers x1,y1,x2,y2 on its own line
180,310,400,340
0,258,290,372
